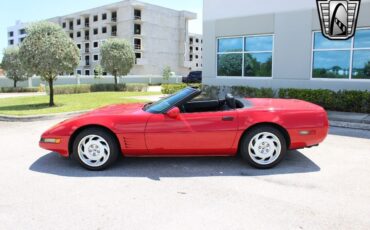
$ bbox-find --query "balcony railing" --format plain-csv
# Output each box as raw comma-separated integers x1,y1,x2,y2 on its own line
111,17,117,22
134,15,141,20
111,32,117,36
85,61,90,66
85,48,90,53
85,23,90,28
85,36,90,40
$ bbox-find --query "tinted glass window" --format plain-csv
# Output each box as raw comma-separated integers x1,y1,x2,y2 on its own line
354,29,370,48
245,36,273,52
314,32,351,49
352,50,370,79
217,54,243,76
312,51,351,78
244,53,272,77
218,38,243,52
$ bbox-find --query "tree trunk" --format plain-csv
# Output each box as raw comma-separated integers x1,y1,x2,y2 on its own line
114,74,118,91
14,80,17,88
48,78,55,107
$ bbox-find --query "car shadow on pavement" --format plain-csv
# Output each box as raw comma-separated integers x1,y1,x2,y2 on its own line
29,150,320,180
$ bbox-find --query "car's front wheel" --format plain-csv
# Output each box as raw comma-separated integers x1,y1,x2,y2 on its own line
240,126,287,169
73,128,119,170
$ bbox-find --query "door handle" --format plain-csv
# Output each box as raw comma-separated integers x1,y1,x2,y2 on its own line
222,116,234,121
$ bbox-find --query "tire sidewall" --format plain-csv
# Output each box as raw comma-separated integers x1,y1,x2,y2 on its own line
240,126,287,169
73,128,119,171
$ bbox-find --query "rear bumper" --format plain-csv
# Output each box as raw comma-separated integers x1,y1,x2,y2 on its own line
288,126,329,150
39,136,70,157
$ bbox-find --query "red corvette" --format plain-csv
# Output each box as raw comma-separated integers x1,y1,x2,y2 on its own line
40,87,329,170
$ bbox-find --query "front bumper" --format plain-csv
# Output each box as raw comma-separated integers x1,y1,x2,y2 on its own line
39,136,70,157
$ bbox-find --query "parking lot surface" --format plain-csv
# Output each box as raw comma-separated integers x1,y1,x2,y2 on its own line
0,118,370,230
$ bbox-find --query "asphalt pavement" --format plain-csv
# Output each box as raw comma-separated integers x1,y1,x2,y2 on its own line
0,118,370,230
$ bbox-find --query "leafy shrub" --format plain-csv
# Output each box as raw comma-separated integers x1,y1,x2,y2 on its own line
279,88,370,113
161,83,201,94
90,83,148,92
48,84,91,95
0,87,39,93
232,86,275,98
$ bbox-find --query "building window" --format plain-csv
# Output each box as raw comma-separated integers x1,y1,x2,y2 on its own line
312,29,370,80
93,41,99,48
196,38,199,43
9,31,14,37
85,17,90,27
77,19,81,25
85,43,90,53
77,31,81,37
134,9,141,20
62,22,66,28
77,44,81,49
102,13,107,20
85,69,90,75
85,31,90,40
134,38,141,50
93,54,99,61
70,33,74,39
19,29,26,35
77,70,82,75
69,21,73,30
9,39,14,45
102,27,107,34
111,25,117,36
135,53,142,59
196,47,199,51
93,15,98,22
93,28,98,35
134,24,141,35
112,11,117,22
217,35,273,77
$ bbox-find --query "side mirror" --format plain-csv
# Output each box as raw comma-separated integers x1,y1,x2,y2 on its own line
166,107,180,118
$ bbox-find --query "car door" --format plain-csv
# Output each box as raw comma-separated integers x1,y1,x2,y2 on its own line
145,109,238,155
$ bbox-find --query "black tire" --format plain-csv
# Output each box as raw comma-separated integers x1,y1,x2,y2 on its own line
240,126,287,169
72,128,119,171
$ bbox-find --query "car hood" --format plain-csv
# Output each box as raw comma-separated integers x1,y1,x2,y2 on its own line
247,98,324,111
83,103,146,116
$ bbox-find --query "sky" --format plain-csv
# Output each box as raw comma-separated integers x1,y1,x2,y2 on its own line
0,0,203,60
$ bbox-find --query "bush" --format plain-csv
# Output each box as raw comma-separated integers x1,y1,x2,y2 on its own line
0,87,39,93
48,84,91,95
90,83,148,92
232,86,275,98
279,88,370,113
161,83,201,94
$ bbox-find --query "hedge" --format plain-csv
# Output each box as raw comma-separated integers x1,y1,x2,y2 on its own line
279,88,370,113
0,87,39,93
47,83,148,95
161,83,201,94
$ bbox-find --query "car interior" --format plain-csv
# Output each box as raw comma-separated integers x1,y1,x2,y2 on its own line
180,93,248,113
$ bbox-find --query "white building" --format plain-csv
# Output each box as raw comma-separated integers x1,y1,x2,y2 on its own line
6,0,197,76
203,0,370,91
188,33,203,71
7,20,28,47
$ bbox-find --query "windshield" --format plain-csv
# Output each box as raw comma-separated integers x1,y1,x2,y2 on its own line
144,88,197,113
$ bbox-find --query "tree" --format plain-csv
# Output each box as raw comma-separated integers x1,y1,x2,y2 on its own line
2,47,31,87
94,64,104,79
19,21,79,106
100,39,135,87
162,66,171,83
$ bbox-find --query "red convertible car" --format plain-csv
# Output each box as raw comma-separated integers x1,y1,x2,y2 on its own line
40,87,328,171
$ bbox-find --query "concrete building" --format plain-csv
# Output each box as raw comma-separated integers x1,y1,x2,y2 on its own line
188,33,203,71
203,0,370,91
7,0,196,76
7,20,28,47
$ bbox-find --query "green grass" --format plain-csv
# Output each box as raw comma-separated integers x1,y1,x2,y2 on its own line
0,92,161,116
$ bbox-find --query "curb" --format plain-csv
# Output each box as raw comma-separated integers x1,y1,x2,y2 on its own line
0,111,89,122
329,121,370,131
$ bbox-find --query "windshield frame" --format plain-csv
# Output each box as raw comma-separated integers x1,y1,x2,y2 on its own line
143,87,201,114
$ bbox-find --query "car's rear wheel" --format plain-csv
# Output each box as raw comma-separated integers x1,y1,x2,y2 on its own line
240,126,287,169
73,128,119,171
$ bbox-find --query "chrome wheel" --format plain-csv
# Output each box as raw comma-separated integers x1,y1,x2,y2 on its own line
77,135,110,167
248,132,282,165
